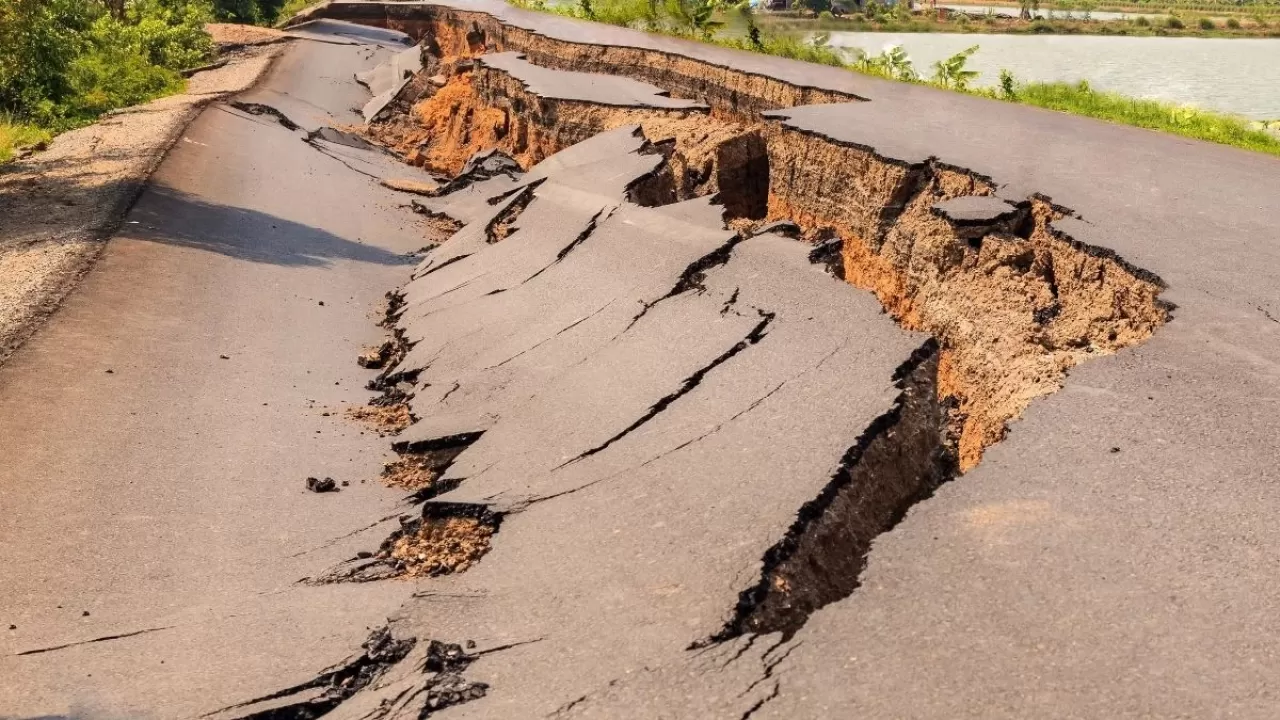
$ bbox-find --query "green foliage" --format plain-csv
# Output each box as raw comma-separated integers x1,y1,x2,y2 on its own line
275,0,317,23
931,44,979,89
671,0,724,37
0,0,211,136
857,44,918,81
0,0,96,121
1167,14,1186,27
1015,78,1280,157
1226,16,1241,27
1198,15,1215,27
1134,14,1151,25
0,117,52,161
755,31,848,66
998,67,1018,99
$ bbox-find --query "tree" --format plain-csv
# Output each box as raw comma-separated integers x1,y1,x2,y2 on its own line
0,0,96,118
1018,0,1040,19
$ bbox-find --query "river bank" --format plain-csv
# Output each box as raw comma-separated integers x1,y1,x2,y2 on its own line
813,30,1280,119
758,9,1280,38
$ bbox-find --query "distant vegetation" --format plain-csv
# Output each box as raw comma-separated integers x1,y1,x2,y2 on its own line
511,0,1280,156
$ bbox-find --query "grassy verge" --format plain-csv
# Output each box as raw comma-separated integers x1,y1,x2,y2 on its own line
275,0,319,23
510,0,1280,157
0,119,53,163
757,11,1280,37
999,80,1280,154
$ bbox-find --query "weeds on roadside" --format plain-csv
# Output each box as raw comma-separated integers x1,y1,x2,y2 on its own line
0,118,52,162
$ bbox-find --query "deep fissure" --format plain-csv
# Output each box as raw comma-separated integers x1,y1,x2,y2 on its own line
706,341,958,641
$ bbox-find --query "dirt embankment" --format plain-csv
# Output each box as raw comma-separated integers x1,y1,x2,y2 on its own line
0,26,288,367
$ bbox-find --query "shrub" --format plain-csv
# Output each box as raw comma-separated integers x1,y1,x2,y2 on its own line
1167,15,1185,28
818,10,835,21
1134,14,1150,26
931,44,979,90
998,68,1018,100
1226,17,1240,29
0,0,212,131
1198,17,1215,29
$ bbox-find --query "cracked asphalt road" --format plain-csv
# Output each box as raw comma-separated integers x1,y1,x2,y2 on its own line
6,5,1280,719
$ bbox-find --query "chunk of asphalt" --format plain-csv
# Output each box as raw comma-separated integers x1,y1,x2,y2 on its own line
478,52,707,110
306,477,338,493
930,195,1020,224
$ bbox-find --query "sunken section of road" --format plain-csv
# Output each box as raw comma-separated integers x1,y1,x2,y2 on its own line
223,28,1166,716
265,3,1280,718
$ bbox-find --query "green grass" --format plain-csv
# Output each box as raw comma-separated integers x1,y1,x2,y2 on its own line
0,119,53,163
275,0,319,23
1006,81,1280,155
508,0,1280,158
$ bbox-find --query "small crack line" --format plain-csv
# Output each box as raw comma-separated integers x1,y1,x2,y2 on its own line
549,694,589,717
552,311,775,471
486,300,616,371
305,139,386,181
740,682,780,720
620,233,745,337
287,512,402,559
473,636,544,657
15,625,175,656
438,381,462,403
521,206,614,284
529,336,838,507
740,641,801,698
417,252,473,278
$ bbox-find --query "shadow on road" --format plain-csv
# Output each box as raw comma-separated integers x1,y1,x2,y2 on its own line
125,183,417,268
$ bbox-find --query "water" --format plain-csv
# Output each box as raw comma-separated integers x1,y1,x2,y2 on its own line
820,32,1280,118
934,3,1166,21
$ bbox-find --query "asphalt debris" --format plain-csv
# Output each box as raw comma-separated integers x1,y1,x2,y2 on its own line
306,476,339,493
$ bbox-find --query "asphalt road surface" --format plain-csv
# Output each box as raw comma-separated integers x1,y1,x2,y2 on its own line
4,7,1280,720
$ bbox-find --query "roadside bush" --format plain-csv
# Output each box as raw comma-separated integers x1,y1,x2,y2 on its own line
1226,17,1240,28
1134,14,1150,26
1166,15,1185,28
1198,16,1215,29
0,117,52,161
818,10,835,21
0,0,212,131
